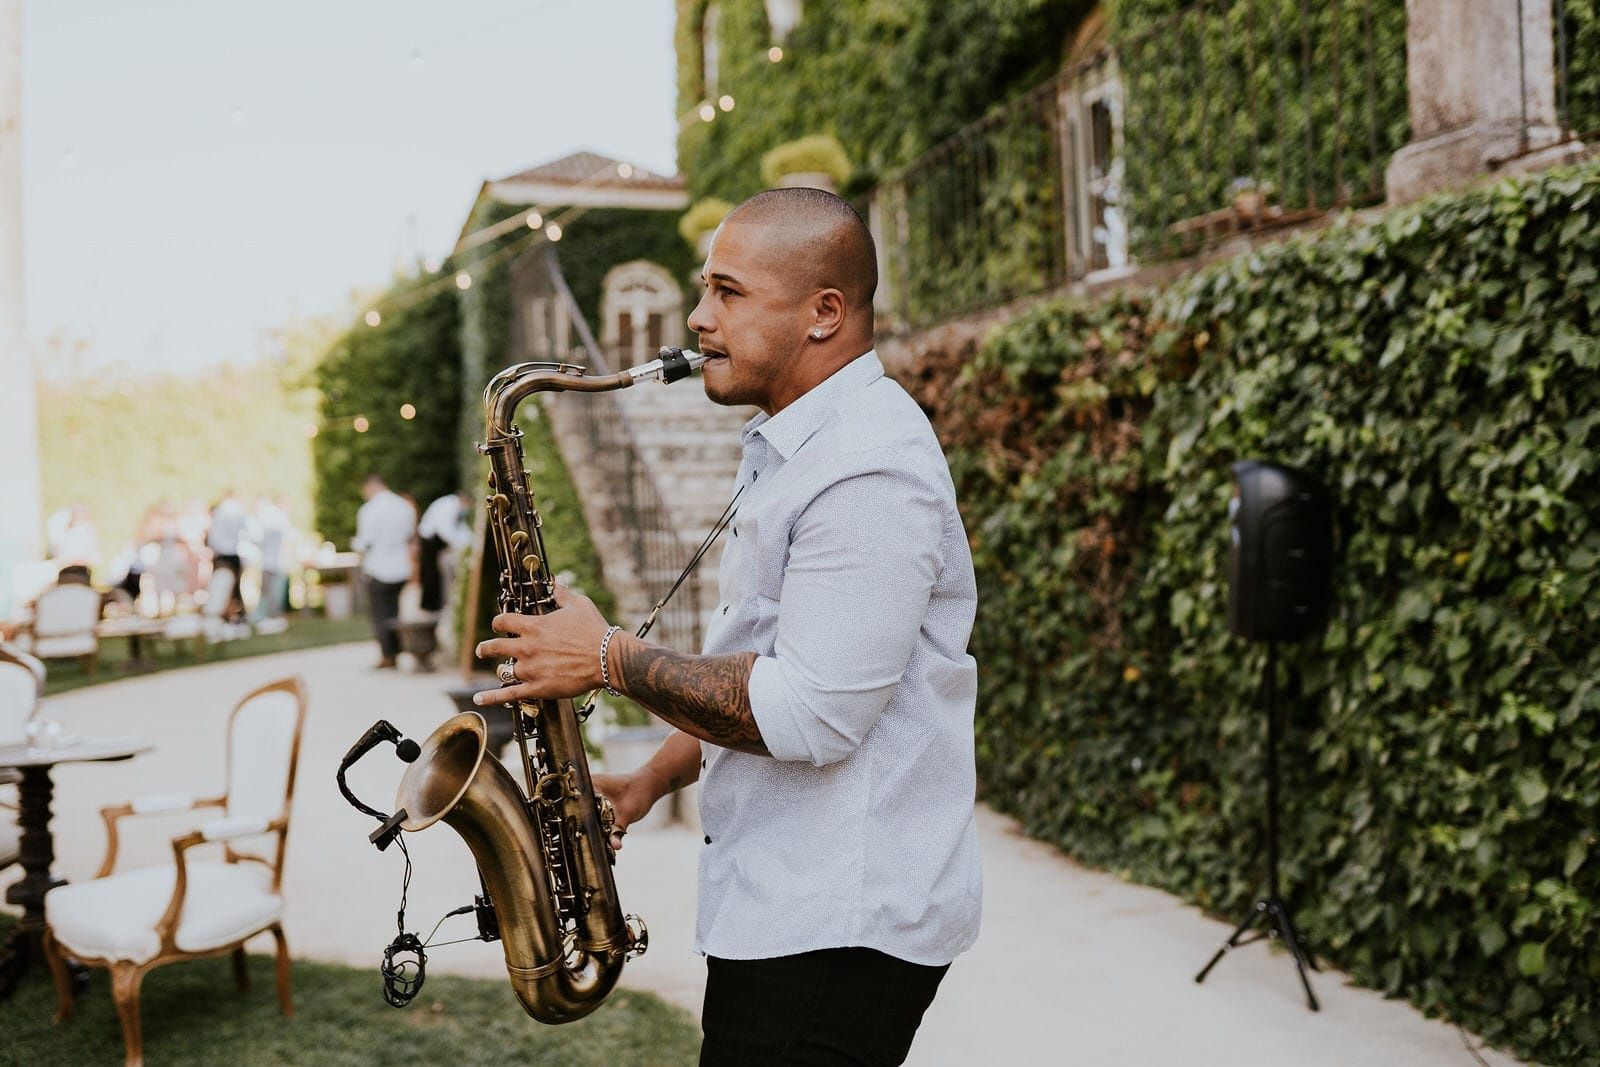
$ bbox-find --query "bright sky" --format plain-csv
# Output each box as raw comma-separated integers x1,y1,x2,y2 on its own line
20,0,680,375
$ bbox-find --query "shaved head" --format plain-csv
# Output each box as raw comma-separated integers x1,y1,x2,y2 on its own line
723,187,878,318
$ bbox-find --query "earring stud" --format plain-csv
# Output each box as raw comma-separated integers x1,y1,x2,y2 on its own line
812,329,822,338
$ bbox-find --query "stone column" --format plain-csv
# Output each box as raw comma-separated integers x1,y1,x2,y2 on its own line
0,0,43,560
1387,0,1586,203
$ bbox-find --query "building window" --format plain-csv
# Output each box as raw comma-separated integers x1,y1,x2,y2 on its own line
1060,39,1128,276
703,4,721,96
601,261,684,364
764,0,802,42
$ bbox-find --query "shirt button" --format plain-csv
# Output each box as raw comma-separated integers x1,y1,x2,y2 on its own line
704,835,712,845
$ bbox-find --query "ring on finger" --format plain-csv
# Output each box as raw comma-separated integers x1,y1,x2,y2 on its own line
497,660,517,684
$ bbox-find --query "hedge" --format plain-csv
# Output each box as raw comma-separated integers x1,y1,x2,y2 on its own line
907,160,1600,1064
313,272,461,547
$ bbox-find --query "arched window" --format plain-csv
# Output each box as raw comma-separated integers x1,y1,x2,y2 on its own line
703,4,721,97
764,0,802,42
601,261,685,363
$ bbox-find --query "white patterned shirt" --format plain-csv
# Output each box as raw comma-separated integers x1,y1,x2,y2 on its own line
695,350,983,967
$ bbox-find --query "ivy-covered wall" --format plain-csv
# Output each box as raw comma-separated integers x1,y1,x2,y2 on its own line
906,160,1600,1065
313,273,461,547
675,0,1090,199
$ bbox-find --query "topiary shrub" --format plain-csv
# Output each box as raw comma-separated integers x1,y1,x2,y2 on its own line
759,133,853,189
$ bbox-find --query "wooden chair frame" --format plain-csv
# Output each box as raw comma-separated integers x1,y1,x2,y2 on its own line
43,675,308,1067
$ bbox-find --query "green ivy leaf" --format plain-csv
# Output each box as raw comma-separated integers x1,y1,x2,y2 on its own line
1514,770,1550,809
1477,919,1508,957
1517,942,1547,977
1566,838,1589,879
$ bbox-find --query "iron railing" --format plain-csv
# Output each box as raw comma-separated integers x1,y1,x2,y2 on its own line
521,250,704,654
1507,0,1600,158
874,0,1408,329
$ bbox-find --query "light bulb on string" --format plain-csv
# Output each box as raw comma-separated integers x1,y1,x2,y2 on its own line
768,46,784,62
547,223,563,242
617,163,634,178
455,271,473,290
526,211,543,230
305,424,318,439
699,103,716,122
365,310,382,327
353,416,370,433
400,403,417,420
718,95,735,112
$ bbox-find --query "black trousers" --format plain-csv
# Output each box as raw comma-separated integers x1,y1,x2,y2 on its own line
700,948,950,1066
365,577,405,660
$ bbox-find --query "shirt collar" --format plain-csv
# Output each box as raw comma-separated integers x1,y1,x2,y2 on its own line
743,350,883,461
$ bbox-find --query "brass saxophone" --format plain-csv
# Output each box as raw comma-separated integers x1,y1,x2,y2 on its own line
391,347,707,1022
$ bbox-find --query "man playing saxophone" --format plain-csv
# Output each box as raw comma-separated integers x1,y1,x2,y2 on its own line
473,187,982,1066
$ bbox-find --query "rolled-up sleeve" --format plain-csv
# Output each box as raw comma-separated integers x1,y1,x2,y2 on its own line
748,468,944,766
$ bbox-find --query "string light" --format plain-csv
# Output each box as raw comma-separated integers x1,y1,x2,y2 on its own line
305,424,318,439
400,403,417,420
353,416,371,433
526,211,543,230
617,162,634,178
699,103,716,122
546,223,563,241
424,256,442,273
718,94,735,112
455,271,473,290
768,46,783,62
365,309,382,327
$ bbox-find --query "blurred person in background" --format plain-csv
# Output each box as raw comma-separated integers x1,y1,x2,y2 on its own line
417,489,473,615
253,495,293,631
54,504,99,584
353,474,415,669
208,491,250,623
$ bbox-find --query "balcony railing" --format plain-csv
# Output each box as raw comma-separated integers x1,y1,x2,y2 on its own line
873,0,1408,330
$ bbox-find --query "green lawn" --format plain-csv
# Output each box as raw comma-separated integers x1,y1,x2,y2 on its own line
41,616,374,697
0,917,701,1066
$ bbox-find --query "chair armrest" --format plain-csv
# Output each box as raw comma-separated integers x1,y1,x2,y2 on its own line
131,792,197,815
198,815,271,842
96,794,228,878
154,819,288,950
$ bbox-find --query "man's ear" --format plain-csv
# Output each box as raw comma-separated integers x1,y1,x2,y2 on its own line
810,288,846,340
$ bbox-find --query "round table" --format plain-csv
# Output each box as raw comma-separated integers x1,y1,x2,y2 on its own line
0,736,151,998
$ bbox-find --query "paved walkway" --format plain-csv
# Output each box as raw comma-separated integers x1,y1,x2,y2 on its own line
5,642,1519,1066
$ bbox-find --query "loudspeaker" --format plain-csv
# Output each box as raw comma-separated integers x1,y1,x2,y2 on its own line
1227,460,1332,643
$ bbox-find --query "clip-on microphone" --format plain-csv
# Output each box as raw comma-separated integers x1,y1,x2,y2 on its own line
336,719,420,851
335,719,434,1007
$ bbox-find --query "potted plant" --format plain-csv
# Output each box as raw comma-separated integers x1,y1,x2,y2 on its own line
1228,177,1275,224
760,134,852,193
679,197,734,258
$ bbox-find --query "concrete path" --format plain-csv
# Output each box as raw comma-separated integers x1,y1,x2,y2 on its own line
4,642,1519,1066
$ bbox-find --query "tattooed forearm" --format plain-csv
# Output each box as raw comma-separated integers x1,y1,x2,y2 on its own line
612,637,767,756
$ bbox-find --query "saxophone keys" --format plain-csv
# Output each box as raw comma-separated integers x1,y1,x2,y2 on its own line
509,530,530,552
522,554,541,576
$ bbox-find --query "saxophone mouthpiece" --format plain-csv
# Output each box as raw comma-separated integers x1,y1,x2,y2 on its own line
626,347,706,385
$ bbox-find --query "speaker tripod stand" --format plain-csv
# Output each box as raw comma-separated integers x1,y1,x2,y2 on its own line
1195,641,1321,1011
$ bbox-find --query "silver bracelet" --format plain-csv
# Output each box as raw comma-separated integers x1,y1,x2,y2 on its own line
599,625,623,697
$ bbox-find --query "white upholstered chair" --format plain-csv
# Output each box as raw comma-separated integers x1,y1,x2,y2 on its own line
43,676,308,1067
24,583,102,673
0,644,45,870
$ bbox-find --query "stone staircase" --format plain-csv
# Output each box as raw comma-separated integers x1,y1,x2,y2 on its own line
542,376,751,653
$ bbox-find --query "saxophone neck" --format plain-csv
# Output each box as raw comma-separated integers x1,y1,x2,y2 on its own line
482,349,705,436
